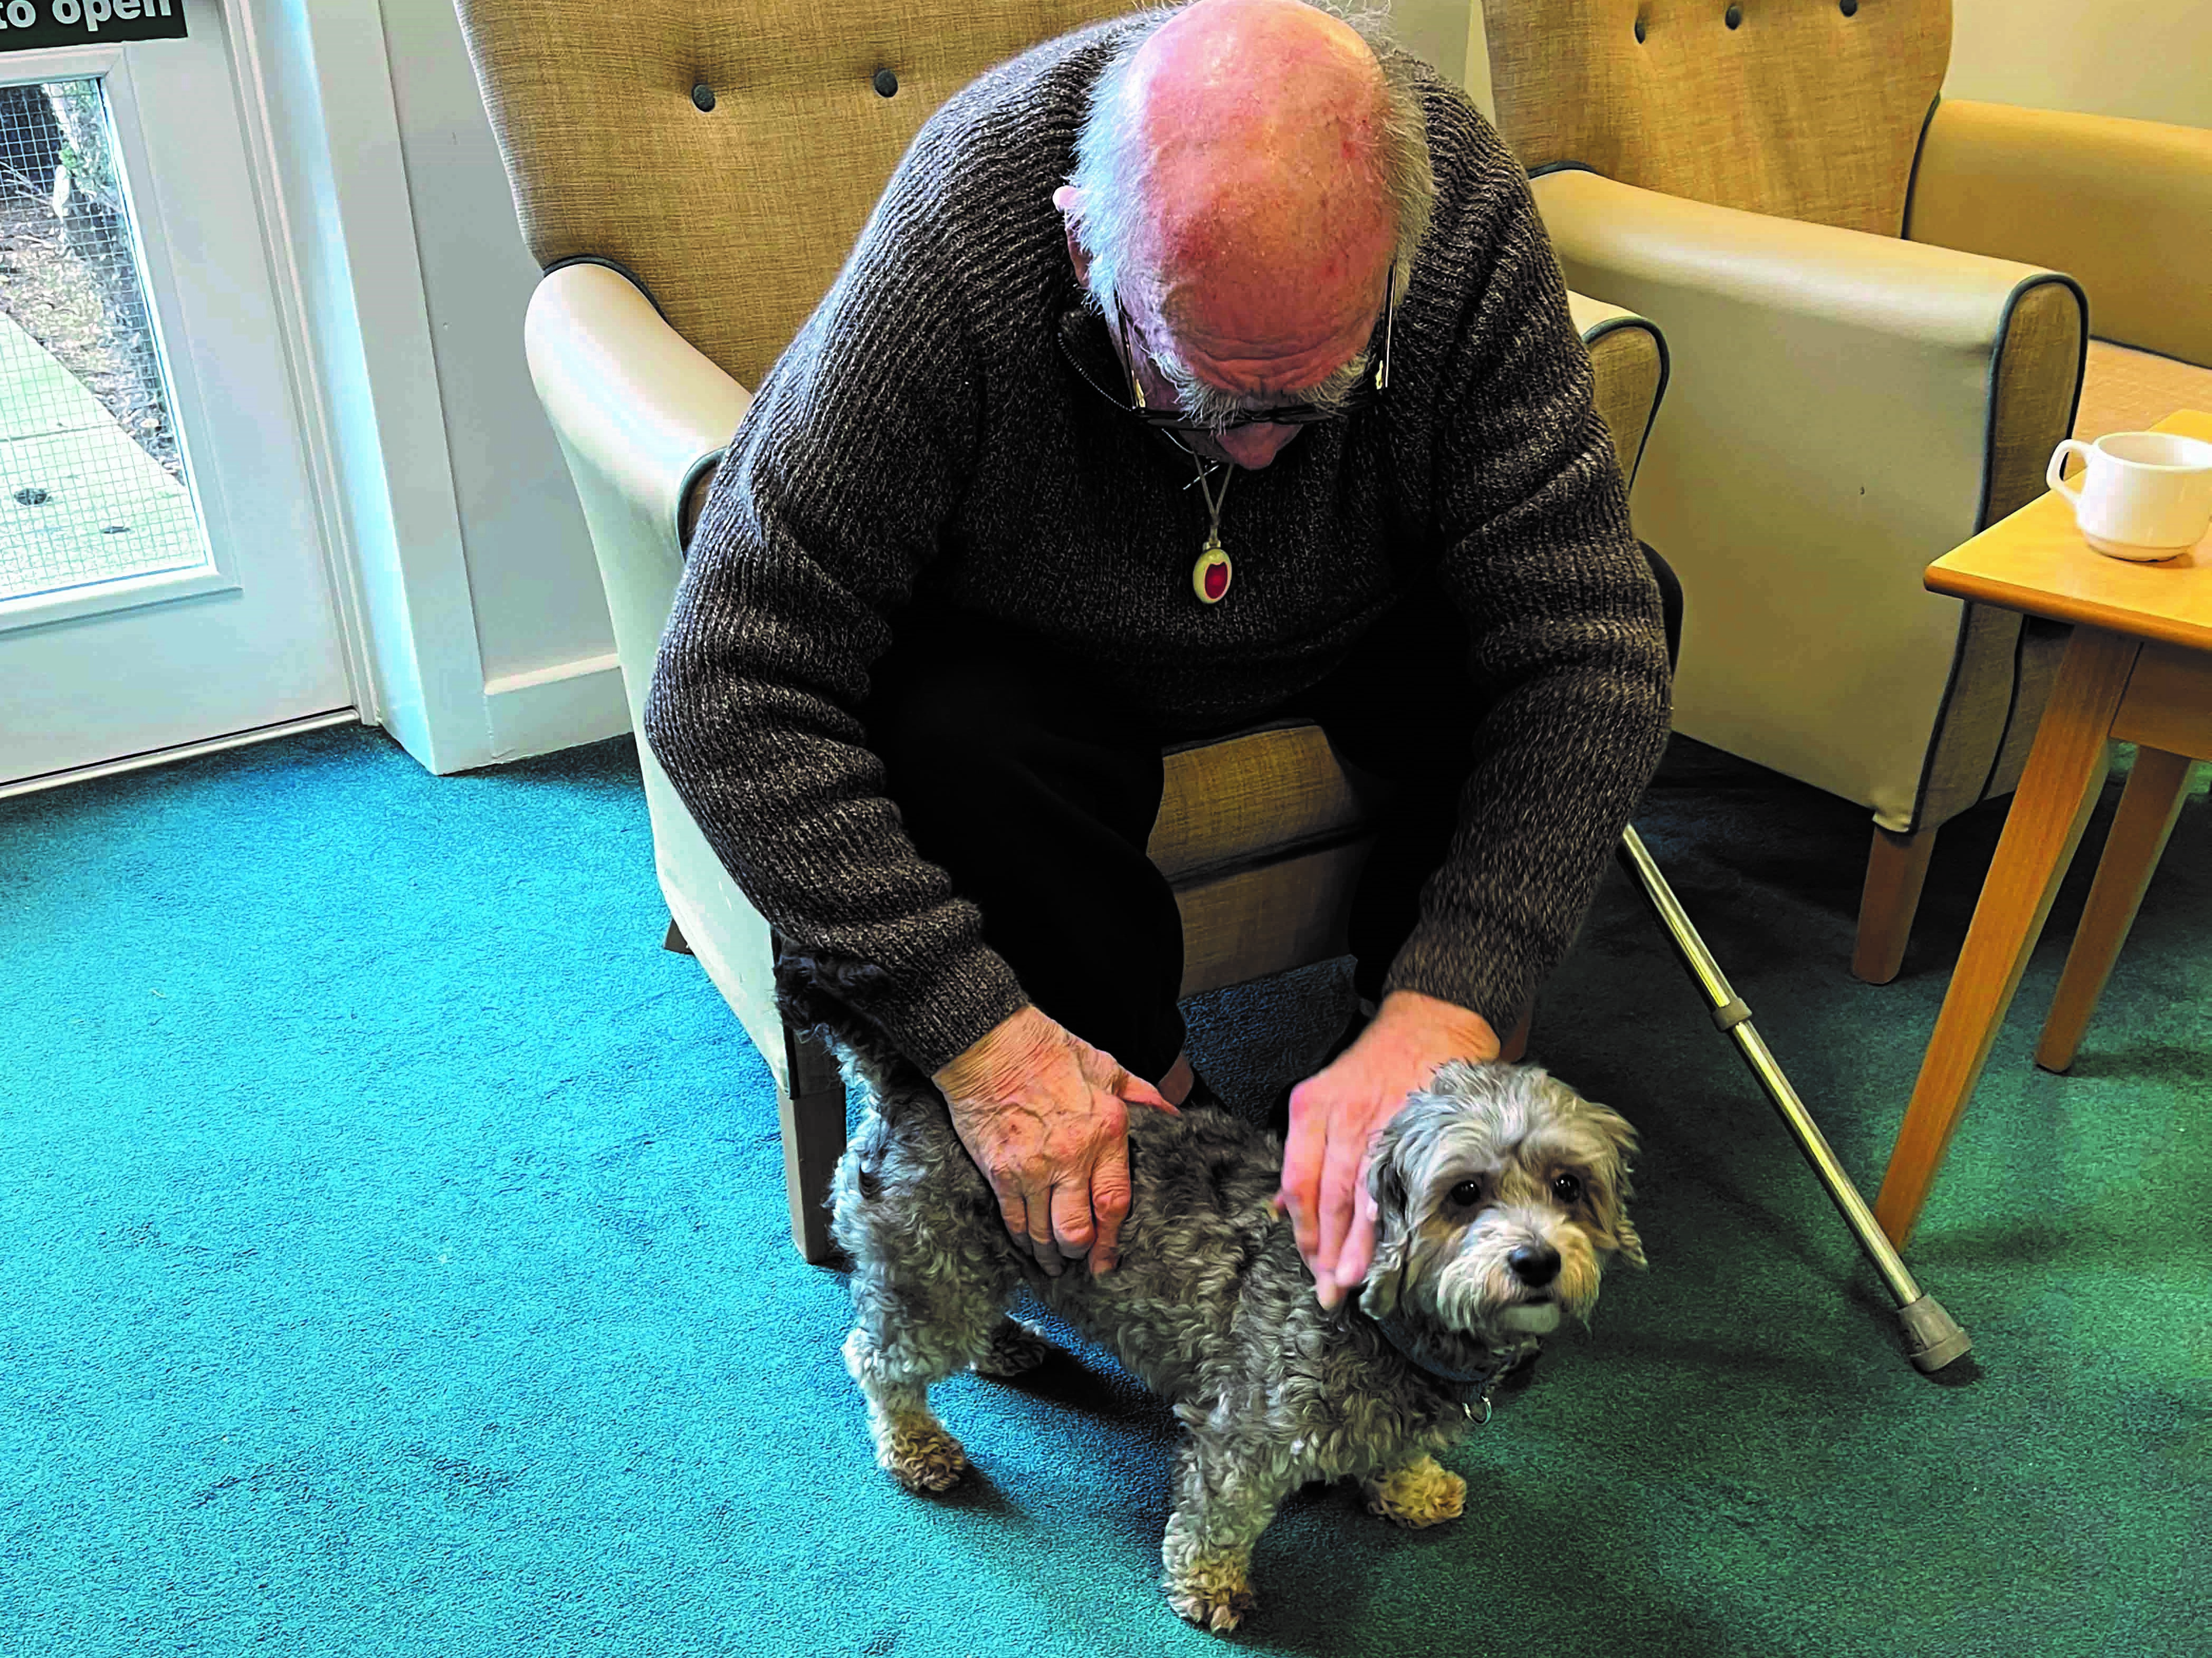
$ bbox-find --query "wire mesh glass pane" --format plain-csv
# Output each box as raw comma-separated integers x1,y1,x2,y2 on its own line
1,75,207,605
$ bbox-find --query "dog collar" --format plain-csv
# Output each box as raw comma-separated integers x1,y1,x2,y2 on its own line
1363,1307,1539,1423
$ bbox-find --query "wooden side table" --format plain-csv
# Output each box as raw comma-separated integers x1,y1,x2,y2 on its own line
1873,409,2212,1249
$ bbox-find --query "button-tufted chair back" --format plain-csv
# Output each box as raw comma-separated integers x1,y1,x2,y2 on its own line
454,0,1142,390
1483,0,1951,237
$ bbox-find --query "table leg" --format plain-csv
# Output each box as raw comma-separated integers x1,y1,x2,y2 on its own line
2033,746,2198,1074
1873,627,2141,1248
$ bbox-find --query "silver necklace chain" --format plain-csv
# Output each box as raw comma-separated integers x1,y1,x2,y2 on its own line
1191,457,1231,541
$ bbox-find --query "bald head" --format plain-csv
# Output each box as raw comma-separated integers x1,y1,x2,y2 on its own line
1055,0,1429,464
1130,0,1397,337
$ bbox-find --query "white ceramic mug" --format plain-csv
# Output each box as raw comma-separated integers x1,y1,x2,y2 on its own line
2046,431,2212,561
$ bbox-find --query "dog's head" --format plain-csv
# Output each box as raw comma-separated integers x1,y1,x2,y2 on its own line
1359,1061,1644,1344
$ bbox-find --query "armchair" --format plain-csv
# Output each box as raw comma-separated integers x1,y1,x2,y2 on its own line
1483,0,2212,982
456,0,1675,1262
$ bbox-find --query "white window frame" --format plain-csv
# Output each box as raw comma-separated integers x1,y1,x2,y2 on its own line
0,41,243,634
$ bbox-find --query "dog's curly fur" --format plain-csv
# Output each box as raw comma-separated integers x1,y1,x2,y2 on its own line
782,965,1644,1633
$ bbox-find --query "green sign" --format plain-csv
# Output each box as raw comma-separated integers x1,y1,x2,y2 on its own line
0,0,187,53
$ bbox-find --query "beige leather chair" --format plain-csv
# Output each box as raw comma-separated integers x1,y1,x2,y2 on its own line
1481,0,2212,983
455,0,1674,1262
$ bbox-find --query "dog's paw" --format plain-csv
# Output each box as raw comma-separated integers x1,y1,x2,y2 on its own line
1361,1455,1466,1529
970,1317,1054,1379
880,1417,970,1493
1165,1564,1256,1635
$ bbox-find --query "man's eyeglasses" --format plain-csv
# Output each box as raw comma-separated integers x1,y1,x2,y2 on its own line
1113,265,1394,432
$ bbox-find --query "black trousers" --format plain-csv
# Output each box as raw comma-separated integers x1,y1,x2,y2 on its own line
861,550,1681,1084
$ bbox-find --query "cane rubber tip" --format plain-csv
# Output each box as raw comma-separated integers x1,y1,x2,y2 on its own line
1899,1294,1972,1373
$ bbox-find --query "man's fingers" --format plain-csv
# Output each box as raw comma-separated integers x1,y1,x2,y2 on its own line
1332,1176,1379,1297
1109,1065,1176,1115
1274,1080,1325,1262
1022,1178,1063,1275
1313,1125,1365,1283
1050,1177,1095,1262
1088,1138,1132,1274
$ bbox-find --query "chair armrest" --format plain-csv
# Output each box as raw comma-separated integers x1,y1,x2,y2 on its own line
527,261,794,1132
1567,292,1668,488
1529,168,2085,830
523,260,752,724
1905,100,2212,369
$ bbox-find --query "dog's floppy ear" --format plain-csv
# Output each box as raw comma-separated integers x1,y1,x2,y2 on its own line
1579,1098,1647,1269
1610,1213,1648,1270
1357,1134,1418,1319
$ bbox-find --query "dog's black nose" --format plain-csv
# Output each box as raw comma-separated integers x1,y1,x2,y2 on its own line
1508,1245,1561,1288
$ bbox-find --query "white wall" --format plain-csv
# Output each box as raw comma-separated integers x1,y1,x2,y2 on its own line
373,0,613,693
241,0,626,774
1947,0,2212,129
1391,0,1469,85
1462,0,1494,122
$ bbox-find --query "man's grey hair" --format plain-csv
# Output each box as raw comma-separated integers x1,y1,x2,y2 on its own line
1061,4,1436,428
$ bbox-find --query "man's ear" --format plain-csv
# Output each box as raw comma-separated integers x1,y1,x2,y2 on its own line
1052,185,1093,289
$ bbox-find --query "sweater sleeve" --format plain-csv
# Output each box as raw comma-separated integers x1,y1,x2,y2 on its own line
642,141,1033,1076
1380,165,1674,1032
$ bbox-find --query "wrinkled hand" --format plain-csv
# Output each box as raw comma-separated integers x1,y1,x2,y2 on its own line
1274,991,1500,1309
932,1005,1175,1277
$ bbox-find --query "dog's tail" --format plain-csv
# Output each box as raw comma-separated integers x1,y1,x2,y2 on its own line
772,948,929,1103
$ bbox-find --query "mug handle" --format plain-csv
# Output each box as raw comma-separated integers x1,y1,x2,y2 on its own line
2047,438,2093,504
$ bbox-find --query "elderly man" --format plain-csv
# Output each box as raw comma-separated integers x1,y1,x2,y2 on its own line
645,0,1671,1308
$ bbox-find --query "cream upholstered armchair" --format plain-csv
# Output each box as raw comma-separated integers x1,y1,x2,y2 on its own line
1481,0,2212,983
454,0,1675,1262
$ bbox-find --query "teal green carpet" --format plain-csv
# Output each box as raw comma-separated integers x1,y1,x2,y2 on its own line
4,726,2205,1656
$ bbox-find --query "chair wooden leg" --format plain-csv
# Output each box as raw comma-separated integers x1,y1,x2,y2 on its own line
2034,746,2197,1074
779,1020,848,1265
1852,823,1939,984
1874,627,2139,1249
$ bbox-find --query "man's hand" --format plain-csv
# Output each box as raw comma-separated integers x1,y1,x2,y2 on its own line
1274,991,1500,1309
932,1005,1175,1277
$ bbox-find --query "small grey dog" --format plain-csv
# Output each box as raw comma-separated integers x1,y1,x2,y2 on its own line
787,973,1644,1633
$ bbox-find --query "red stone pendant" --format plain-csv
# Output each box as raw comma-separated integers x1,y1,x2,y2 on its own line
1193,540,1232,605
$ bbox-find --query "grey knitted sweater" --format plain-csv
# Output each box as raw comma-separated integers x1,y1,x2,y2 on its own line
645,20,1672,1077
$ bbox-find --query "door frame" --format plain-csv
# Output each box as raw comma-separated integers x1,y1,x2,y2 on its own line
231,0,493,772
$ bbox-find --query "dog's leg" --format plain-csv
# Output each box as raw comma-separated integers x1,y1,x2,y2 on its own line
1160,1436,1301,1634
842,1326,974,1493
833,1098,1019,1493
1360,1453,1466,1529
969,1316,1054,1379
840,1202,1014,1493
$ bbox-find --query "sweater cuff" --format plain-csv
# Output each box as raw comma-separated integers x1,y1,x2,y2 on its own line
1379,919,1539,1043
843,938,1034,1078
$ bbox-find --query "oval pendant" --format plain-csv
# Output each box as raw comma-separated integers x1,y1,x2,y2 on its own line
1193,543,1232,605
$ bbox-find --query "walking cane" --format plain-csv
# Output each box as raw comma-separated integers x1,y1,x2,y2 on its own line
1616,826,1973,1374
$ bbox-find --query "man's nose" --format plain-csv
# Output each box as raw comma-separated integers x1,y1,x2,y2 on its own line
1219,423,1299,469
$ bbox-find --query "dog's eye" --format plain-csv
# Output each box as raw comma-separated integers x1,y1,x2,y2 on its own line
1447,1179,1483,1208
1551,1173,1585,1205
